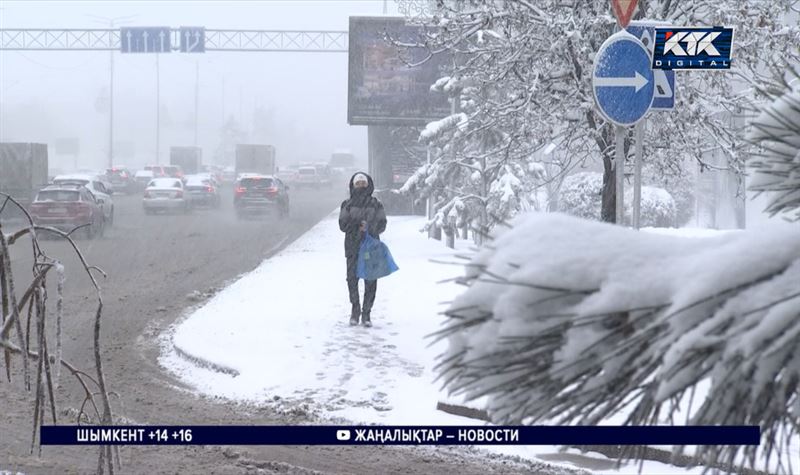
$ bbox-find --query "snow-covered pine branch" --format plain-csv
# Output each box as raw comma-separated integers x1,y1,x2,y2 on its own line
748,81,800,221
436,211,800,471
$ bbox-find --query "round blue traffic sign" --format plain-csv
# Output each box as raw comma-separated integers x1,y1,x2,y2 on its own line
592,32,655,126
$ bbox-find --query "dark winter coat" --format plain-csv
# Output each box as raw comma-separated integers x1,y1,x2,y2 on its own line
339,172,387,257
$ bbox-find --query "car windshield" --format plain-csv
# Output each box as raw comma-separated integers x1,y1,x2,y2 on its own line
298,168,316,175
240,177,274,188
148,178,181,188
36,190,80,202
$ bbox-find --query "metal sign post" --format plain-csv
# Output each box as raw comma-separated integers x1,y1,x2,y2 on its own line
615,126,626,225
633,120,644,228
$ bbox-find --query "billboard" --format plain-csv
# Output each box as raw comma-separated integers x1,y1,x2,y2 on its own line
348,16,451,126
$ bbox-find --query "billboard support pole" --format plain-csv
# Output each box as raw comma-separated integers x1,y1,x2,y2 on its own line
156,53,161,164
108,48,114,169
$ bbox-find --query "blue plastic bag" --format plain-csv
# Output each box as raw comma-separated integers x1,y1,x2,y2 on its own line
356,233,399,280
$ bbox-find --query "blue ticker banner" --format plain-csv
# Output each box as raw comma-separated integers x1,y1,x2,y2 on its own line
40,425,760,446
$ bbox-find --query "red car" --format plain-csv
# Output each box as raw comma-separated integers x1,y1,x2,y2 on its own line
29,185,105,238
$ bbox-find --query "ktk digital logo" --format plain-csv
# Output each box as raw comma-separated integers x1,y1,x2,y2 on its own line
652,27,734,70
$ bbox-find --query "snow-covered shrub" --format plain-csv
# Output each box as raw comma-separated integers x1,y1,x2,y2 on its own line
558,172,677,227
436,213,800,472
556,172,603,220
626,186,677,228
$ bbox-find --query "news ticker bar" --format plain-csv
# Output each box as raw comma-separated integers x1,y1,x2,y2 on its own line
40,425,760,446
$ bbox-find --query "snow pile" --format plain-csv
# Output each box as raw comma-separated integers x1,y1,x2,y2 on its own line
748,86,800,221
437,212,800,471
558,172,676,226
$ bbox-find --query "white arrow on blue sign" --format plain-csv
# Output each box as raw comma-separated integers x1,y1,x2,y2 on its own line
120,27,171,53
592,32,655,126
626,20,676,110
180,27,205,53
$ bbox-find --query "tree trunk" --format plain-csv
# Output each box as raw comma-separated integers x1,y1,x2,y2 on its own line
601,155,616,223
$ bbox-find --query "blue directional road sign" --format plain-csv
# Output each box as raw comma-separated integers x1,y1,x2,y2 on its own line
180,27,205,53
120,27,171,53
592,33,655,126
626,21,676,110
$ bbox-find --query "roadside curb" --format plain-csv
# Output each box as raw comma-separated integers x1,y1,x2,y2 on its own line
172,342,240,377
166,231,296,378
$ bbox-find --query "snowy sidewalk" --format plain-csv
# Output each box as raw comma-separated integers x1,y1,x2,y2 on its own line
162,211,470,424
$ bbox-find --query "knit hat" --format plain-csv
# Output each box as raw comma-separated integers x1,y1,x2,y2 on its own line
353,173,368,185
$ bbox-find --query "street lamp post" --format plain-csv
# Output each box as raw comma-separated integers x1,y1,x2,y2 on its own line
87,14,136,169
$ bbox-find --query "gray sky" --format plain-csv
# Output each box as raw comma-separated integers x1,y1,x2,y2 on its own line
0,0,396,170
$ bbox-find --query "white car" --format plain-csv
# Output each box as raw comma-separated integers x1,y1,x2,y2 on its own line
295,166,321,188
142,178,191,214
51,173,115,225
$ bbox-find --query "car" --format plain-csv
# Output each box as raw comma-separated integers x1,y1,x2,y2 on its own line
134,170,155,191
194,172,220,187
184,174,221,208
276,167,298,185
200,165,224,185
105,167,137,194
164,165,185,181
29,185,105,238
51,173,115,225
295,166,323,188
233,174,289,219
144,165,169,178
142,178,191,214
220,166,237,186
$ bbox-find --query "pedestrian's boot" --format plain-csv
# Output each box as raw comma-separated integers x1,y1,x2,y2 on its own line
349,304,360,326
361,310,372,328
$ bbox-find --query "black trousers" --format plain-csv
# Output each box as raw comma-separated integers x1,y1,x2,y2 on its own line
346,254,377,312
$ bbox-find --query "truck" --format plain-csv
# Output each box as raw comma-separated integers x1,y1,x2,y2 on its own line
0,143,49,216
235,144,276,177
170,146,202,175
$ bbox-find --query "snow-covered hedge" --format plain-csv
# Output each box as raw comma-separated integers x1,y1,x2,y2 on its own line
436,212,800,471
556,172,602,220
558,172,677,227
